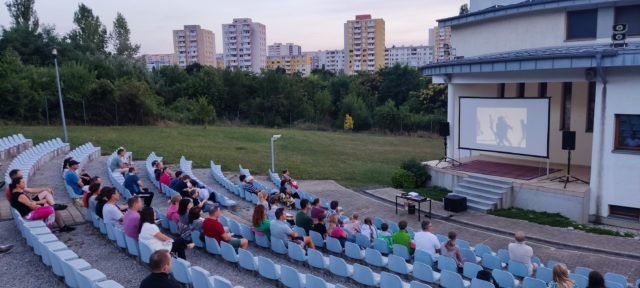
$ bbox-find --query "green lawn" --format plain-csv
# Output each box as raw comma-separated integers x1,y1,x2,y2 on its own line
0,125,441,188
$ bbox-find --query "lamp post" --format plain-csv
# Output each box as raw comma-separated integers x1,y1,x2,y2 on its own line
271,134,281,172
52,48,68,143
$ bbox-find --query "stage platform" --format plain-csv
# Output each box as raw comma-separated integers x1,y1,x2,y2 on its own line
426,155,591,223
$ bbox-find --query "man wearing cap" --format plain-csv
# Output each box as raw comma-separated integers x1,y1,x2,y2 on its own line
64,160,85,196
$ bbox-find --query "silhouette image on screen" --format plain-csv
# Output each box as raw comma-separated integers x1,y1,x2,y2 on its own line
476,108,527,148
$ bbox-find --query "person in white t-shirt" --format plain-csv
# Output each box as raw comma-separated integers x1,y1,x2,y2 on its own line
102,188,124,226
508,231,537,275
413,220,441,260
138,207,193,259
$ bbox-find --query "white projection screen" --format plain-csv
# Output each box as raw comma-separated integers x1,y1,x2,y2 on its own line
459,97,550,158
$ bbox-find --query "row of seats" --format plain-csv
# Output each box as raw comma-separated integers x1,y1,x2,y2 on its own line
179,156,237,208
63,142,101,199
106,148,134,199
4,138,68,184
0,133,31,160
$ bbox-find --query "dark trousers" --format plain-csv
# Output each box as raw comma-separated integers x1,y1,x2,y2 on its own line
171,237,188,259
135,189,155,207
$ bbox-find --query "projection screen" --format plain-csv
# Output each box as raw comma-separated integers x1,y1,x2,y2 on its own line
459,97,550,158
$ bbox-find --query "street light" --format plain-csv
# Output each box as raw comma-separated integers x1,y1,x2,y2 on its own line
271,134,281,172
52,48,68,143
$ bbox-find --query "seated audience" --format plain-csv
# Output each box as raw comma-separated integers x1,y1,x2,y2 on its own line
87,183,102,215
103,188,124,226
138,206,192,259
252,205,271,239
166,195,182,224
168,171,183,190
6,169,65,210
549,264,575,288
343,213,361,236
267,195,280,221
139,249,181,288
95,187,111,219
244,176,258,195
159,167,172,187
177,198,193,225
413,220,441,260
587,271,605,288
281,169,298,189
295,199,313,235
327,214,350,247
257,190,269,210
361,217,377,242
187,206,204,243
270,208,315,249
151,160,162,181
203,205,248,249
279,179,298,207
64,160,85,196
310,213,327,238
63,157,92,185
111,148,130,174
508,231,538,275
310,198,324,220
377,223,393,248
9,176,75,232
123,196,142,239
441,231,464,271
123,167,154,207
326,200,343,226
392,220,415,254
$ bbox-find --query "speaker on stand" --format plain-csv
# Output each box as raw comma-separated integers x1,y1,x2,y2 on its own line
435,122,462,167
550,130,589,188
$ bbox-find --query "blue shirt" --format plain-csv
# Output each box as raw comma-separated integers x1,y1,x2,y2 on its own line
65,170,83,195
124,174,140,194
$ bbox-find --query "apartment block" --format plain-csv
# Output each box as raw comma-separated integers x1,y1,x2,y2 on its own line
172,25,216,68
344,14,385,74
306,49,345,74
142,53,175,71
384,45,433,68
268,42,302,56
266,54,312,76
215,53,224,68
429,26,453,62
222,18,267,73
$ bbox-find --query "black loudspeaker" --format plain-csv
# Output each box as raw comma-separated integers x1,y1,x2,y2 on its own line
444,194,467,212
562,130,576,151
439,122,450,137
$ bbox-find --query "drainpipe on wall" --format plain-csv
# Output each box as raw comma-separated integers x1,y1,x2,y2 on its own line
594,53,607,223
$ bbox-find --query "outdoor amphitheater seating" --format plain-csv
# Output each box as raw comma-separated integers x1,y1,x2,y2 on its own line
0,133,31,160
307,248,330,269
191,266,215,288
523,277,546,288
413,261,441,284
389,253,414,275
345,241,365,260
441,270,471,288
536,266,552,283
258,256,281,280
471,278,495,288
171,257,193,285
238,248,259,272
575,266,593,277
509,260,531,278
352,263,381,286
365,248,389,268
280,265,306,288
463,262,483,280
492,269,520,288
329,255,353,278
606,272,630,288
287,241,307,262
439,255,459,273
571,273,589,288
180,156,236,208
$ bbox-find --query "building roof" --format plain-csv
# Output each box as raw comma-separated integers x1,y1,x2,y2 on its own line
438,0,638,27
421,42,640,75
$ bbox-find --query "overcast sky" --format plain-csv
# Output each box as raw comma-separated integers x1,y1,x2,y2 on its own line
0,0,466,54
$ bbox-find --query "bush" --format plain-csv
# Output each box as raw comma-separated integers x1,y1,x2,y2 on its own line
391,169,417,189
401,158,431,187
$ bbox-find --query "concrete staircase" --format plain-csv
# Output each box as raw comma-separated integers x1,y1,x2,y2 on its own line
451,175,513,212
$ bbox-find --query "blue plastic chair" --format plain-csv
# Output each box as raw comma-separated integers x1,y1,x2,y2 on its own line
307,249,329,270
280,265,305,288
497,249,510,263
388,221,399,233
523,277,546,288
414,249,435,266
456,239,472,250
482,253,504,270
604,272,628,288
574,267,593,278
436,233,448,243
345,241,365,260
228,220,241,235
438,256,459,272
380,272,407,288
441,270,471,288
309,230,325,248
326,236,343,254
570,273,589,288
238,248,258,272
213,276,236,288
411,281,433,288
255,233,271,248
474,243,494,257
606,281,624,288
95,280,124,288
388,254,413,275
463,262,483,279
356,234,371,248
492,269,519,288
472,278,496,288
306,274,332,288
461,248,480,263
536,266,552,283
352,264,380,287
220,241,239,263
191,266,214,288
373,238,391,254
191,231,205,248
139,240,153,263
125,236,139,257
171,257,192,285
509,260,531,277
329,255,353,277
392,243,411,261
76,269,107,288
364,248,388,268
413,262,441,284
239,224,255,242
293,226,306,237
113,227,127,249
169,220,178,235
204,236,221,255
288,242,307,262
270,236,288,255
258,256,281,280
373,217,384,229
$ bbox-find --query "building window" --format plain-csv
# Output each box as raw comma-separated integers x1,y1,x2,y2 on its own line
566,9,598,40
538,82,548,98
560,82,572,131
615,5,640,36
586,82,596,133
614,114,640,151
498,83,505,98
517,83,525,97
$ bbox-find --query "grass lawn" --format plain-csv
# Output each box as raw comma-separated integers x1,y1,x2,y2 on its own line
0,125,441,188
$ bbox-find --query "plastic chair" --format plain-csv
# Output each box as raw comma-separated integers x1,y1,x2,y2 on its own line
113,227,127,249
388,254,413,275
191,266,215,288
463,262,483,279
171,257,192,285
365,248,388,268
345,241,365,260
258,256,281,280
414,249,435,266
474,243,494,257
606,281,624,288
523,277,547,288
213,276,237,288
255,233,271,248
61,258,91,287
380,272,408,288
309,230,325,248
96,280,125,288
329,255,353,277
280,265,306,288
76,268,107,288
326,236,343,254
438,256,459,272
508,260,531,278
481,253,505,270
356,233,371,248
169,220,178,235
436,234,448,243
373,238,391,254
240,224,255,242
393,243,411,261
604,272,629,288
472,278,496,288
461,248,480,263
139,240,153,264
497,249,510,264
306,274,333,288
125,236,139,257
388,221,399,233
411,281,433,288
293,226,306,237
441,270,471,288
307,249,329,269
220,241,239,263
536,266,552,283
352,263,381,287
574,267,593,278
288,242,307,262
456,239,472,250
270,236,288,255
413,262,441,284
191,231,205,248
238,248,258,272
373,217,384,229
492,269,519,288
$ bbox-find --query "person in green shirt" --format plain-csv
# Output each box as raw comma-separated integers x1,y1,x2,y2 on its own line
295,199,313,235
392,220,415,254
252,205,271,239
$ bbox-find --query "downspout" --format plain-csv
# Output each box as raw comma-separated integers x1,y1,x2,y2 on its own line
594,54,607,222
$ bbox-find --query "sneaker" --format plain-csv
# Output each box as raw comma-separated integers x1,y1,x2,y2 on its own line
0,244,14,254
53,204,68,211
59,226,76,233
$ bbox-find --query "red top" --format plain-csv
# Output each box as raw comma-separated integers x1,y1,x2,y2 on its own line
5,187,10,202
159,172,171,186
203,218,225,243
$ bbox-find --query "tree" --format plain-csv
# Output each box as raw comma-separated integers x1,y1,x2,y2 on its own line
193,96,216,127
5,0,38,31
110,12,140,58
67,4,108,55
459,4,469,15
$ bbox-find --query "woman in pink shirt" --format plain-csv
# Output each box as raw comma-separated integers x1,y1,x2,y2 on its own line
159,167,172,186
328,214,350,247
166,195,182,223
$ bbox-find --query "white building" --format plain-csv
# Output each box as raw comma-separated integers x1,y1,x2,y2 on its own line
268,42,302,57
423,0,640,227
142,54,175,71
384,45,433,68
306,49,345,74
222,18,267,73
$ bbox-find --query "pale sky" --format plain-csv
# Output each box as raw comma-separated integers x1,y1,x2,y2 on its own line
0,0,466,54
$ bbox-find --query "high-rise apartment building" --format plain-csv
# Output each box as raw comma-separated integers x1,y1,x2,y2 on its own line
172,25,216,68
266,54,312,76
384,45,433,68
344,14,385,74
215,53,224,68
307,49,346,74
429,26,453,62
142,53,175,71
222,18,267,73
268,42,302,57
